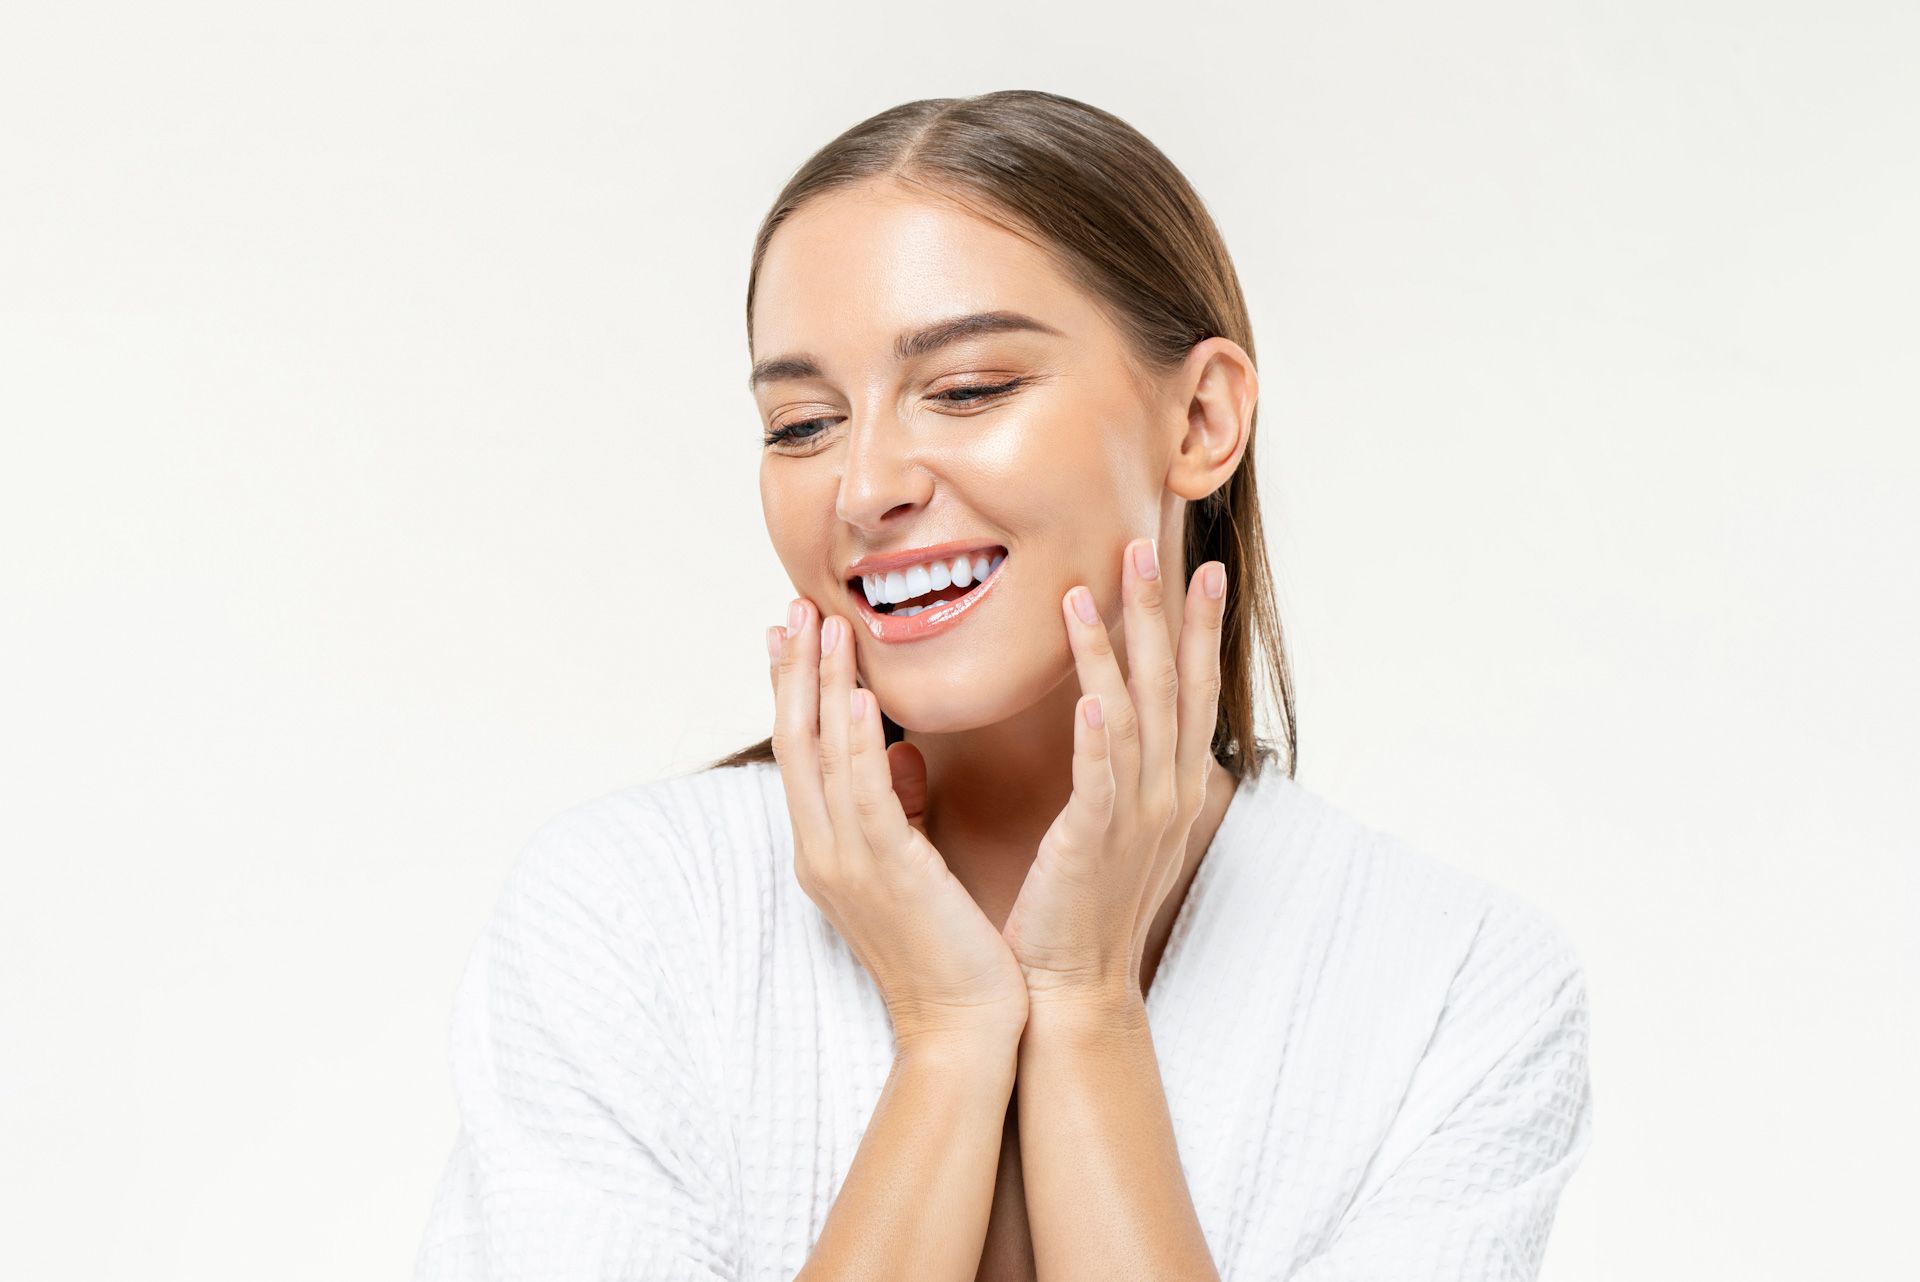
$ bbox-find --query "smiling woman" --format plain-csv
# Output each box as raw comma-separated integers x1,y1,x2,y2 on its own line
413,90,1592,1282
724,105,1291,772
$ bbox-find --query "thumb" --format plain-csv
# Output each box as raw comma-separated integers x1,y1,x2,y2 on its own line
885,740,930,836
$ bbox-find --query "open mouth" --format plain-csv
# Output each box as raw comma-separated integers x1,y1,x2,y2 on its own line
848,546,1007,618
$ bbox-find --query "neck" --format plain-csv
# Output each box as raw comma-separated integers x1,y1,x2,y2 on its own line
900,625,1241,971
905,664,1082,926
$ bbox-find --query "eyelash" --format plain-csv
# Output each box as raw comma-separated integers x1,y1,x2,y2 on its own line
763,378,1028,450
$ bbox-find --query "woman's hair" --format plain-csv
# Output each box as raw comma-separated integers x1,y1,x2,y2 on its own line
711,89,1296,782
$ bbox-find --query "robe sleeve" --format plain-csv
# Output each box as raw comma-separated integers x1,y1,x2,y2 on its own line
412,805,741,1281
1286,899,1594,1282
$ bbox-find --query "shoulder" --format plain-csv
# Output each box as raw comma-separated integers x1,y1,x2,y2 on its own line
489,760,786,970
508,760,782,893
1233,774,1591,1146
1255,771,1585,1023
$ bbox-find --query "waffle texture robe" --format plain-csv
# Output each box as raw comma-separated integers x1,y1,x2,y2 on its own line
414,758,1593,1280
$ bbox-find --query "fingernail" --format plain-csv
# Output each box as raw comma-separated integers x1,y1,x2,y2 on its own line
766,626,784,660
788,598,806,632
1131,538,1159,580
1084,695,1104,728
1204,563,1226,599
819,616,841,657
850,688,867,723
1070,586,1100,625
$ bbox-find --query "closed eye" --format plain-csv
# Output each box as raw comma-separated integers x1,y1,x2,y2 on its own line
763,377,1028,449
934,378,1026,405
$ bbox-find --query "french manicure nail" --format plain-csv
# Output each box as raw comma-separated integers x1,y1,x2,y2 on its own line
1071,586,1100,625
788,598,806,632
820,616,841,657
1132,538,1159,580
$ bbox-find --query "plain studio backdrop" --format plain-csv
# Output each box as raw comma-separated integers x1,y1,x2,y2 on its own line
3,2,1915,1278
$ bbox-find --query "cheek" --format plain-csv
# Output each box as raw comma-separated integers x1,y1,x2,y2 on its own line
946,417,1136,602
942,399,1125,505
759,466,829,579
984,402,1155,534
763,464,883,615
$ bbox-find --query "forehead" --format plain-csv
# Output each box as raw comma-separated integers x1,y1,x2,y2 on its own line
750,181,1099,361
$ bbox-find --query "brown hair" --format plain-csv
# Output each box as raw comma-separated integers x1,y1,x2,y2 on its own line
710,89,1296,781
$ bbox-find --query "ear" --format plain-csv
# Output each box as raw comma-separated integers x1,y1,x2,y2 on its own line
1165,336,1258,503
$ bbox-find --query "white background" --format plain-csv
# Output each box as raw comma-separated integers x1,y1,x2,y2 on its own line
3,2,1915,1278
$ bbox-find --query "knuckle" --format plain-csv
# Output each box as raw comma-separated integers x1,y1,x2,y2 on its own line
1145,796,1176,832
792,841,830,891
851,785,890,822
1154,662,1181,704
791,852,819,896
804,844,850,886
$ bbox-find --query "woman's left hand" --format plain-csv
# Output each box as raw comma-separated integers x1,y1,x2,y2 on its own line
1000,537,1230,1012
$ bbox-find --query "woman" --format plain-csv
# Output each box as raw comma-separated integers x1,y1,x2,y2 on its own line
414,90,1592,1282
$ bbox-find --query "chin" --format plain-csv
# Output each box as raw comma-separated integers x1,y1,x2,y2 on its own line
864,656,1069,735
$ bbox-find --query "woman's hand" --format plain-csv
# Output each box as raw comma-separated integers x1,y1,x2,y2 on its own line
998,539,1229,1011
769,597,1031,1053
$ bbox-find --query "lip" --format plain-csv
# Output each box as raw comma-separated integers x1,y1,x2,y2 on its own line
848,552,1008,644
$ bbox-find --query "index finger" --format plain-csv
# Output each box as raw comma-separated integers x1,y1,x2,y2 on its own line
770,598,833,849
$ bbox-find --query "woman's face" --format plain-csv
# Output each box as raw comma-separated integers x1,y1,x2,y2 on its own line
750,179,1181,733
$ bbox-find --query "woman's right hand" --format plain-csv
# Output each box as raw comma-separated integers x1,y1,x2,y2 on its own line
768,597,1030,1053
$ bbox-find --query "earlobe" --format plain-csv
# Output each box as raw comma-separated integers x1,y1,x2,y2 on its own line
1166,337,1257,503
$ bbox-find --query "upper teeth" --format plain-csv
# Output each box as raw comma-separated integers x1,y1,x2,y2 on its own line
860,551,1005,607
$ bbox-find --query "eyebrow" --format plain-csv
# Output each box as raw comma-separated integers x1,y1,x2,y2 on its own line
747,310,1064,392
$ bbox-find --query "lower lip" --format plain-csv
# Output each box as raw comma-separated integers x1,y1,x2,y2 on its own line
849,557,1007,644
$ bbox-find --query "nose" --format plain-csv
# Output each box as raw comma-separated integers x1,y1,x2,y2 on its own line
835,408,932,531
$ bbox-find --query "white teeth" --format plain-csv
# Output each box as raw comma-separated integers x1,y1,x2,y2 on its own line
857,549,1007,614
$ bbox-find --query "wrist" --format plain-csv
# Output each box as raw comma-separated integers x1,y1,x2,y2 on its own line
1022,984,1152,1046
892,1023,1024,1083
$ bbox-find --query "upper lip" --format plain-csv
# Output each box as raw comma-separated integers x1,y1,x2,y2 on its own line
844,539,1006,579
